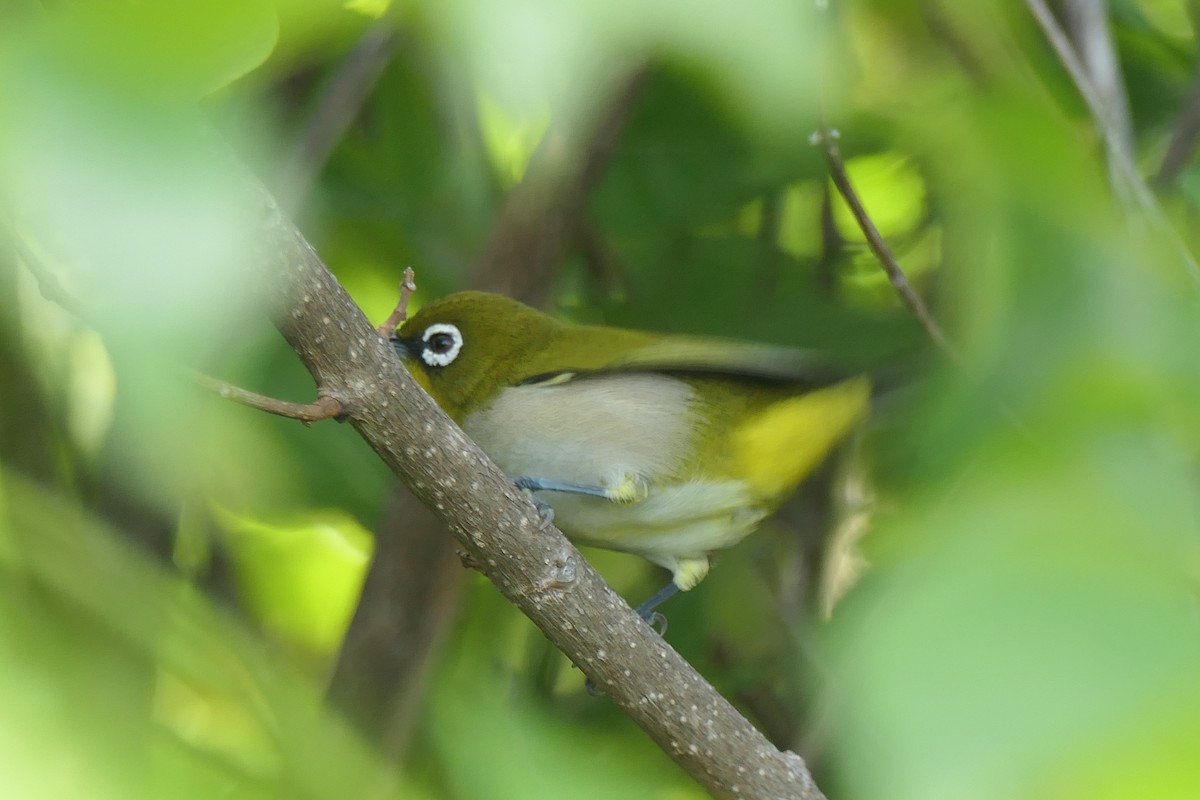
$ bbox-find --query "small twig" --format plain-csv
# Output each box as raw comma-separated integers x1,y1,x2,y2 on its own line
1154,67,1200,186
811,128,961,363
194,371,344,424
919,0,990,86
815,182,842,292
1026,0,1114,145
1062,0,1135,205
812,128,1034,438
375,268,417,337
1024,0,1200,284
5,226,88,317
279,22,398,205
469,64,648,301
200,267,413,423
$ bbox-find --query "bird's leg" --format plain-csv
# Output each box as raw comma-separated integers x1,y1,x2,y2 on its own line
514,475,610,499
514,476,601,529
514,473,649,504
633,582,680,634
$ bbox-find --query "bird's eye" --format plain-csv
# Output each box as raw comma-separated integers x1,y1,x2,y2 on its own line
420,323,463,367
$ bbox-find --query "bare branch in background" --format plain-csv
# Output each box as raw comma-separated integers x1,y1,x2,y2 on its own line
272,23,455,763
1026,0,1120,147
919,0,991,86
278,22,399,205
1024,0,1200,283
1062,0,1135,201
813,128,960,363
1154,64,1200,186
469,65,649,302
578,221,629,296
324,489,463,783
324,58,649,763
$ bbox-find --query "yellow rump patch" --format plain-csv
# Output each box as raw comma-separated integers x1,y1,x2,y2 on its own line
733,376,871,499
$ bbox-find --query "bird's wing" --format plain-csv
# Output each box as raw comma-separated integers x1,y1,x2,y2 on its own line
513,325,852,387
605,336,845,383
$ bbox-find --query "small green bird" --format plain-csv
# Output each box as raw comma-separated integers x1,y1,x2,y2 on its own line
393,291,869,616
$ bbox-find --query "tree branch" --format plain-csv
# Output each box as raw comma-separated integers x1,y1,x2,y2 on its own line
1062,0,1134,203
249,183,827,800
192,372,344,423
469,64,648,301
326,67,649,763
278,21,399,205
1154,64,1200,187
813,127,960,363
374,266,417,337
324,487,462,786
1024,0,1200,284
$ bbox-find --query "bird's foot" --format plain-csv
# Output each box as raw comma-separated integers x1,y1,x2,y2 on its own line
633,582,680,633
514,483,557,530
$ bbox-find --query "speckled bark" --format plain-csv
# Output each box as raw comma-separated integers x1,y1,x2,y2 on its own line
254,189,828,800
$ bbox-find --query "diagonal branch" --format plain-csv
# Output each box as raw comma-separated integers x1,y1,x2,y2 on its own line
250,181,827,800
813,128,960,363
469,64,648,301
327,67,650,765
1061,0,1134,203
1024,0,1200,284
278,22,399,205
1154,65,1200,187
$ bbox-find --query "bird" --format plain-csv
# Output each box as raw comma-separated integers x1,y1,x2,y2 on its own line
391,291,870,618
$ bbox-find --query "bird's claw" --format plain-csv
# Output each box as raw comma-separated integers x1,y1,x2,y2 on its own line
642,610,668,636
535,498,555,530
519,487,555,529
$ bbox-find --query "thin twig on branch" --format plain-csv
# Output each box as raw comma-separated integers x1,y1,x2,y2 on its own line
1062,0,1134,204
374,267,417,337
1024,0,1200,284
812,127,960,364
469,64,648,301
279,22,399,205
1154,66,1200,187
194,371,344,424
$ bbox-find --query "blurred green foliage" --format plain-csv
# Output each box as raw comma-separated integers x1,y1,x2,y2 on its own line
2,0,1200,799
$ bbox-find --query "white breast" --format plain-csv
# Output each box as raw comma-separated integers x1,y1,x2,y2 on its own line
463,372,697,490
463,374,764,569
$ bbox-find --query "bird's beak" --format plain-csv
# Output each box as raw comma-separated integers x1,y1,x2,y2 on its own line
391,336,417,361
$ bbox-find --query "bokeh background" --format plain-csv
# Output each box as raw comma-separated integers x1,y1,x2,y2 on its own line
2,1,1199,798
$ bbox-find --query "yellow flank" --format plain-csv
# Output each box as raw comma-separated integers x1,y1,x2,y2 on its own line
732,375,871,500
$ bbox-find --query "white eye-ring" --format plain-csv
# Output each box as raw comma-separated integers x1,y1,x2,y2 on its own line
421,323,463,367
